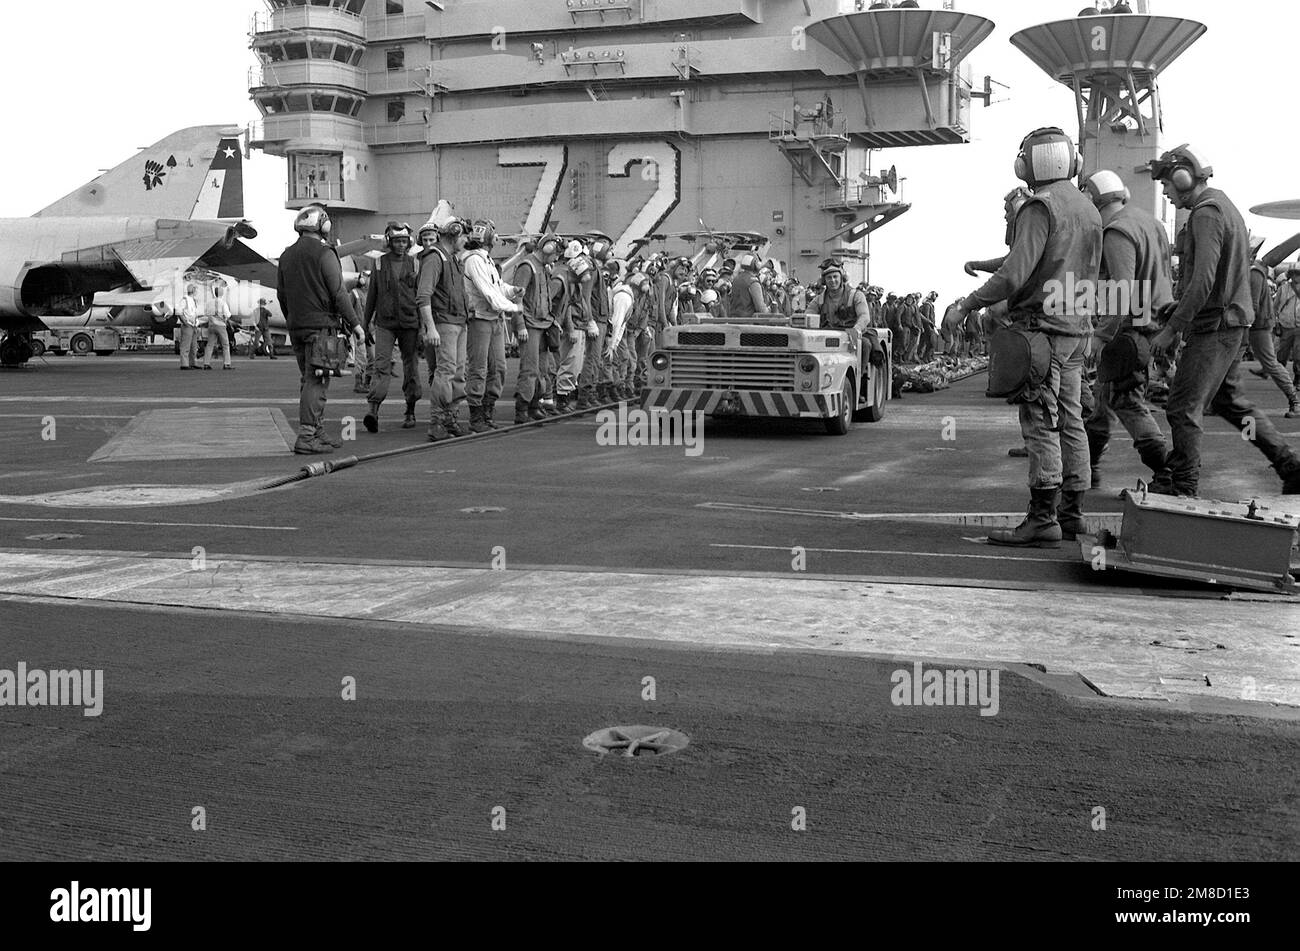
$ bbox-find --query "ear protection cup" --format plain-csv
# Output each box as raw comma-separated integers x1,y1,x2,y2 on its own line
1171,166,1196,192
537,236,561,257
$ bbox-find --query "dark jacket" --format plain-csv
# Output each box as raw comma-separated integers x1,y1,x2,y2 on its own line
364,250,420,331
1170,187,1254,335
416,245,468,326
277,234,358,333
514,256,554,330
728,270,762,320
1249,262,1275,333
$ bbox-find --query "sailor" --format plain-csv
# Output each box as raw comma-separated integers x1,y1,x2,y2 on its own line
251,299,277,361
350,272,370,390
727,254,766,320
178,285,200,370
363,222,423,433
605,272,652,398
818,262,871,334
203,284,234,371
416,216,471,441
957,127,1102,547
551,241,592,413
965,186,1034,278
461,219,524,433
941,297,966,357
1080,169,1172,492
512,233,563,424
276,203,365,455
1245,238,1300,419
1276,268,1300,394
1148,145,1300,495
577,237,617,407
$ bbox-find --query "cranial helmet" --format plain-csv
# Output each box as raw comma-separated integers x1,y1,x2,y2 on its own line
1014,127,1082,187
1084,170,1130,209
564,239,587,261
469,219,497,248
384,221,413,248
737,254,759,273
1149,144,1214,192
626,273,650,293
294,203,332,237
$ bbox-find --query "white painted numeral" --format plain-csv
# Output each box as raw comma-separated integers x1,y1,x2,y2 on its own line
498,144,569,234
607,141,681,258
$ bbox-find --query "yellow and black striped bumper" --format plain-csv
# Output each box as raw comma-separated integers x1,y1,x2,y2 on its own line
642,389,839,419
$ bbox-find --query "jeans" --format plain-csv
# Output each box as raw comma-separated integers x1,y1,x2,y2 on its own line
1274,327,1300,386
466,316,506,407
291,330,331,439
1164,327,1295,495
204,322,231,367
556,330,586,397
1086,380,1168,474
1249,328,1297,403
368,325,422,408
515,326,548,402
178,324,197,368
1018,334,1090,492
251,325,276,358
578,322,611,393
430,321,467,416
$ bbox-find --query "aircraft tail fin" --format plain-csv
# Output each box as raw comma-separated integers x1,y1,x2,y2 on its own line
34,126,246,220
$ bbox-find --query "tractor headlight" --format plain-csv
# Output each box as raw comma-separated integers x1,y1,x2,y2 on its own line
798,356,818,374
651,353,670,371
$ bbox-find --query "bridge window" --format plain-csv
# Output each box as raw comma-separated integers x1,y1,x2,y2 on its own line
386,0,404,14
387,48,405,70
387,98,406,122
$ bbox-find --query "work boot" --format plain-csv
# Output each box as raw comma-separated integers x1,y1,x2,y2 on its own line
427,416,450,442
540,399,561,417
293,436,333,456
468,404,491,435
1248,366,1268,380
575,388,594,410
1057,490,1087,542
403,400,417,429
1090,468,1102,490
1008,446,1029,459
556,394,575,414
482,400,500,430
445,410,469,438
363,402,380,434
317,430,343,450
1138,444,1169,480
528,396,548,421
601,382,618,404
515,396,531,425
988,488,1063,550
1287,400,1300,420
1275,453,1300,495
353,378,367,394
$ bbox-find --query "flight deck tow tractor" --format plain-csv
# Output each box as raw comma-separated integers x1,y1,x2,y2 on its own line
644,312,892,436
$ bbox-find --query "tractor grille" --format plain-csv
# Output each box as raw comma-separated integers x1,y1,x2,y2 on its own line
669,350,798,391
677,332,727,347
739,332,790,348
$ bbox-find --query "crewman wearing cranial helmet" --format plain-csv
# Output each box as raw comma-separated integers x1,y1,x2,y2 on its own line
958,126,1103,549
461,219,525,433
1078,168,1172,495
363,221,424,433
1147,145,1300,496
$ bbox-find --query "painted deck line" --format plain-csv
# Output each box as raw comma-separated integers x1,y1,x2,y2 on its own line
0,550,1296,708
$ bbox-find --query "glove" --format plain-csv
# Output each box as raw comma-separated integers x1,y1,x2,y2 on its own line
586,320,599,338
568,329,582,344
964,262,979,278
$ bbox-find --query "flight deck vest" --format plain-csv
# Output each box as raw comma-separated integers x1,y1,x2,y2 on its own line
1101,203,1173,327
1007,179,1102,336
1180,187,1254,333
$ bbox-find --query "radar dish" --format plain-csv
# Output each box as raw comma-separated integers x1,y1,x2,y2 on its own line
807,9,995,75
1010,15,1206,86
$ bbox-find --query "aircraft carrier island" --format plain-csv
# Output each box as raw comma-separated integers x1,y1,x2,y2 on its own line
248,0,996,278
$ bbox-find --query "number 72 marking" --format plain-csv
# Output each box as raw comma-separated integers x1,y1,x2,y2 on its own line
497,140,681,257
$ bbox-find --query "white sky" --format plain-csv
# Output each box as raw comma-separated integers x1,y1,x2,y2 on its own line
2,0,1297,294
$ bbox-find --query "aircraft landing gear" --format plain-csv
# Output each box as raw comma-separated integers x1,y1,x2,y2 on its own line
1,332,36,368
